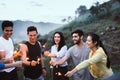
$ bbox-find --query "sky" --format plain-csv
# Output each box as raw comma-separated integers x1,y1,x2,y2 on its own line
0,0,110,24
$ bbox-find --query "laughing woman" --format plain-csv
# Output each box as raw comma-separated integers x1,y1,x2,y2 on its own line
44,32,69,80
65,33,113,80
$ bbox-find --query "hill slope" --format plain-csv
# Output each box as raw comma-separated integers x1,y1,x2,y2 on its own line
48,19,120,64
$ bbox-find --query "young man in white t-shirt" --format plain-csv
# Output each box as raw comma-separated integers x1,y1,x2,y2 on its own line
0,20,20,80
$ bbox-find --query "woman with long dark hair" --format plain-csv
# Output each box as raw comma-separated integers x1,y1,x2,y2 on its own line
44,32,69,80
65,33,113,80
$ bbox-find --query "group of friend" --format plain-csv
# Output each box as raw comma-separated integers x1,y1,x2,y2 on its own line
0,20,116,80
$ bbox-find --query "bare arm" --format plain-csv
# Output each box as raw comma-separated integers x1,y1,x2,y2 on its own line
40,54,45,68
65,67,78,77
40,54,47,76
20,44,38,66
65,51,104,77
0,58,13,64
20,44,31,66
49,53,56,58
0,61,22,69
44,51,56,58
54,56,68,66
5,61,22,68
44,46,67,58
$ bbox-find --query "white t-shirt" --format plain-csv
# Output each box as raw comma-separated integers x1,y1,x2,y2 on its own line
0,36,15,72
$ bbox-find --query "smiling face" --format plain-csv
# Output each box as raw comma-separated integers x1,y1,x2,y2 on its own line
72,33,82,44
86,35,97,49
2,26,13,40
27,31,38,43
54,33,61,45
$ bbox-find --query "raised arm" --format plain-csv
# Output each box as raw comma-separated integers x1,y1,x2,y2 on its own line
0,61,22,69
53,56,68,66
44,46,67,58
65,52,104,77
5,61,22,68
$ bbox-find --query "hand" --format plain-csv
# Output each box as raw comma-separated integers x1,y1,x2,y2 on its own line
65,71,73,77
13,51,22,60
31,60,37,66
8,57,14,63
49,60,54,66
44,51,50,57
5,61,23,68
52,61,58,66
0,52,6,59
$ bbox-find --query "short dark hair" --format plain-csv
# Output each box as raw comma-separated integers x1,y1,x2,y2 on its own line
27,26,38,34
2,20,13,30
71,29,84,37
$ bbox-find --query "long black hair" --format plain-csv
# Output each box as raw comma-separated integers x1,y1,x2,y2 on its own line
53,32,66,51
88,33,111,68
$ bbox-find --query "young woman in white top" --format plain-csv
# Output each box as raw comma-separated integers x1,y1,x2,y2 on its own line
44,32,69,80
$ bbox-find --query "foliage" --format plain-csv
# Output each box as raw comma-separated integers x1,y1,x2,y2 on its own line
75,5,88,17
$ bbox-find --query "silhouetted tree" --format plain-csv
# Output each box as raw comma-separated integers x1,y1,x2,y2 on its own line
90,6,99,16
75,5,87,17
61,16,72,23
100,2,111,16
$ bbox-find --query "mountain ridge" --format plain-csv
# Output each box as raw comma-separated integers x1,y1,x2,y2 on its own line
0,20,62,43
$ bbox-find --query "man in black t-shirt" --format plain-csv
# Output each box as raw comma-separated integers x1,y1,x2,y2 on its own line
20,26,46,80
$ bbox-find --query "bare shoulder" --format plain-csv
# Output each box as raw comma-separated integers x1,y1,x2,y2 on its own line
19,43,28,51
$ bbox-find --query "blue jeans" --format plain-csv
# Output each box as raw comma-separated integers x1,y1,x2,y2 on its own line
24,75,44,80
105,72,120,80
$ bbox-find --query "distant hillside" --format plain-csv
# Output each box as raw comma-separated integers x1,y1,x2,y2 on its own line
0,20,62,43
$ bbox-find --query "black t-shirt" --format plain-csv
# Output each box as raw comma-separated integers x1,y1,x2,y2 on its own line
24,41,42,79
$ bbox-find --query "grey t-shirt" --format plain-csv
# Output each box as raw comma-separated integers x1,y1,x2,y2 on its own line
65,43,93,80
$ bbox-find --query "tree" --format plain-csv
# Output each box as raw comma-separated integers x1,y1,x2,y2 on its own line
61,18,66,22
89,1,100,16
90,6,99,16
61,16,72,23
75,5,87,17
100,2,111,16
